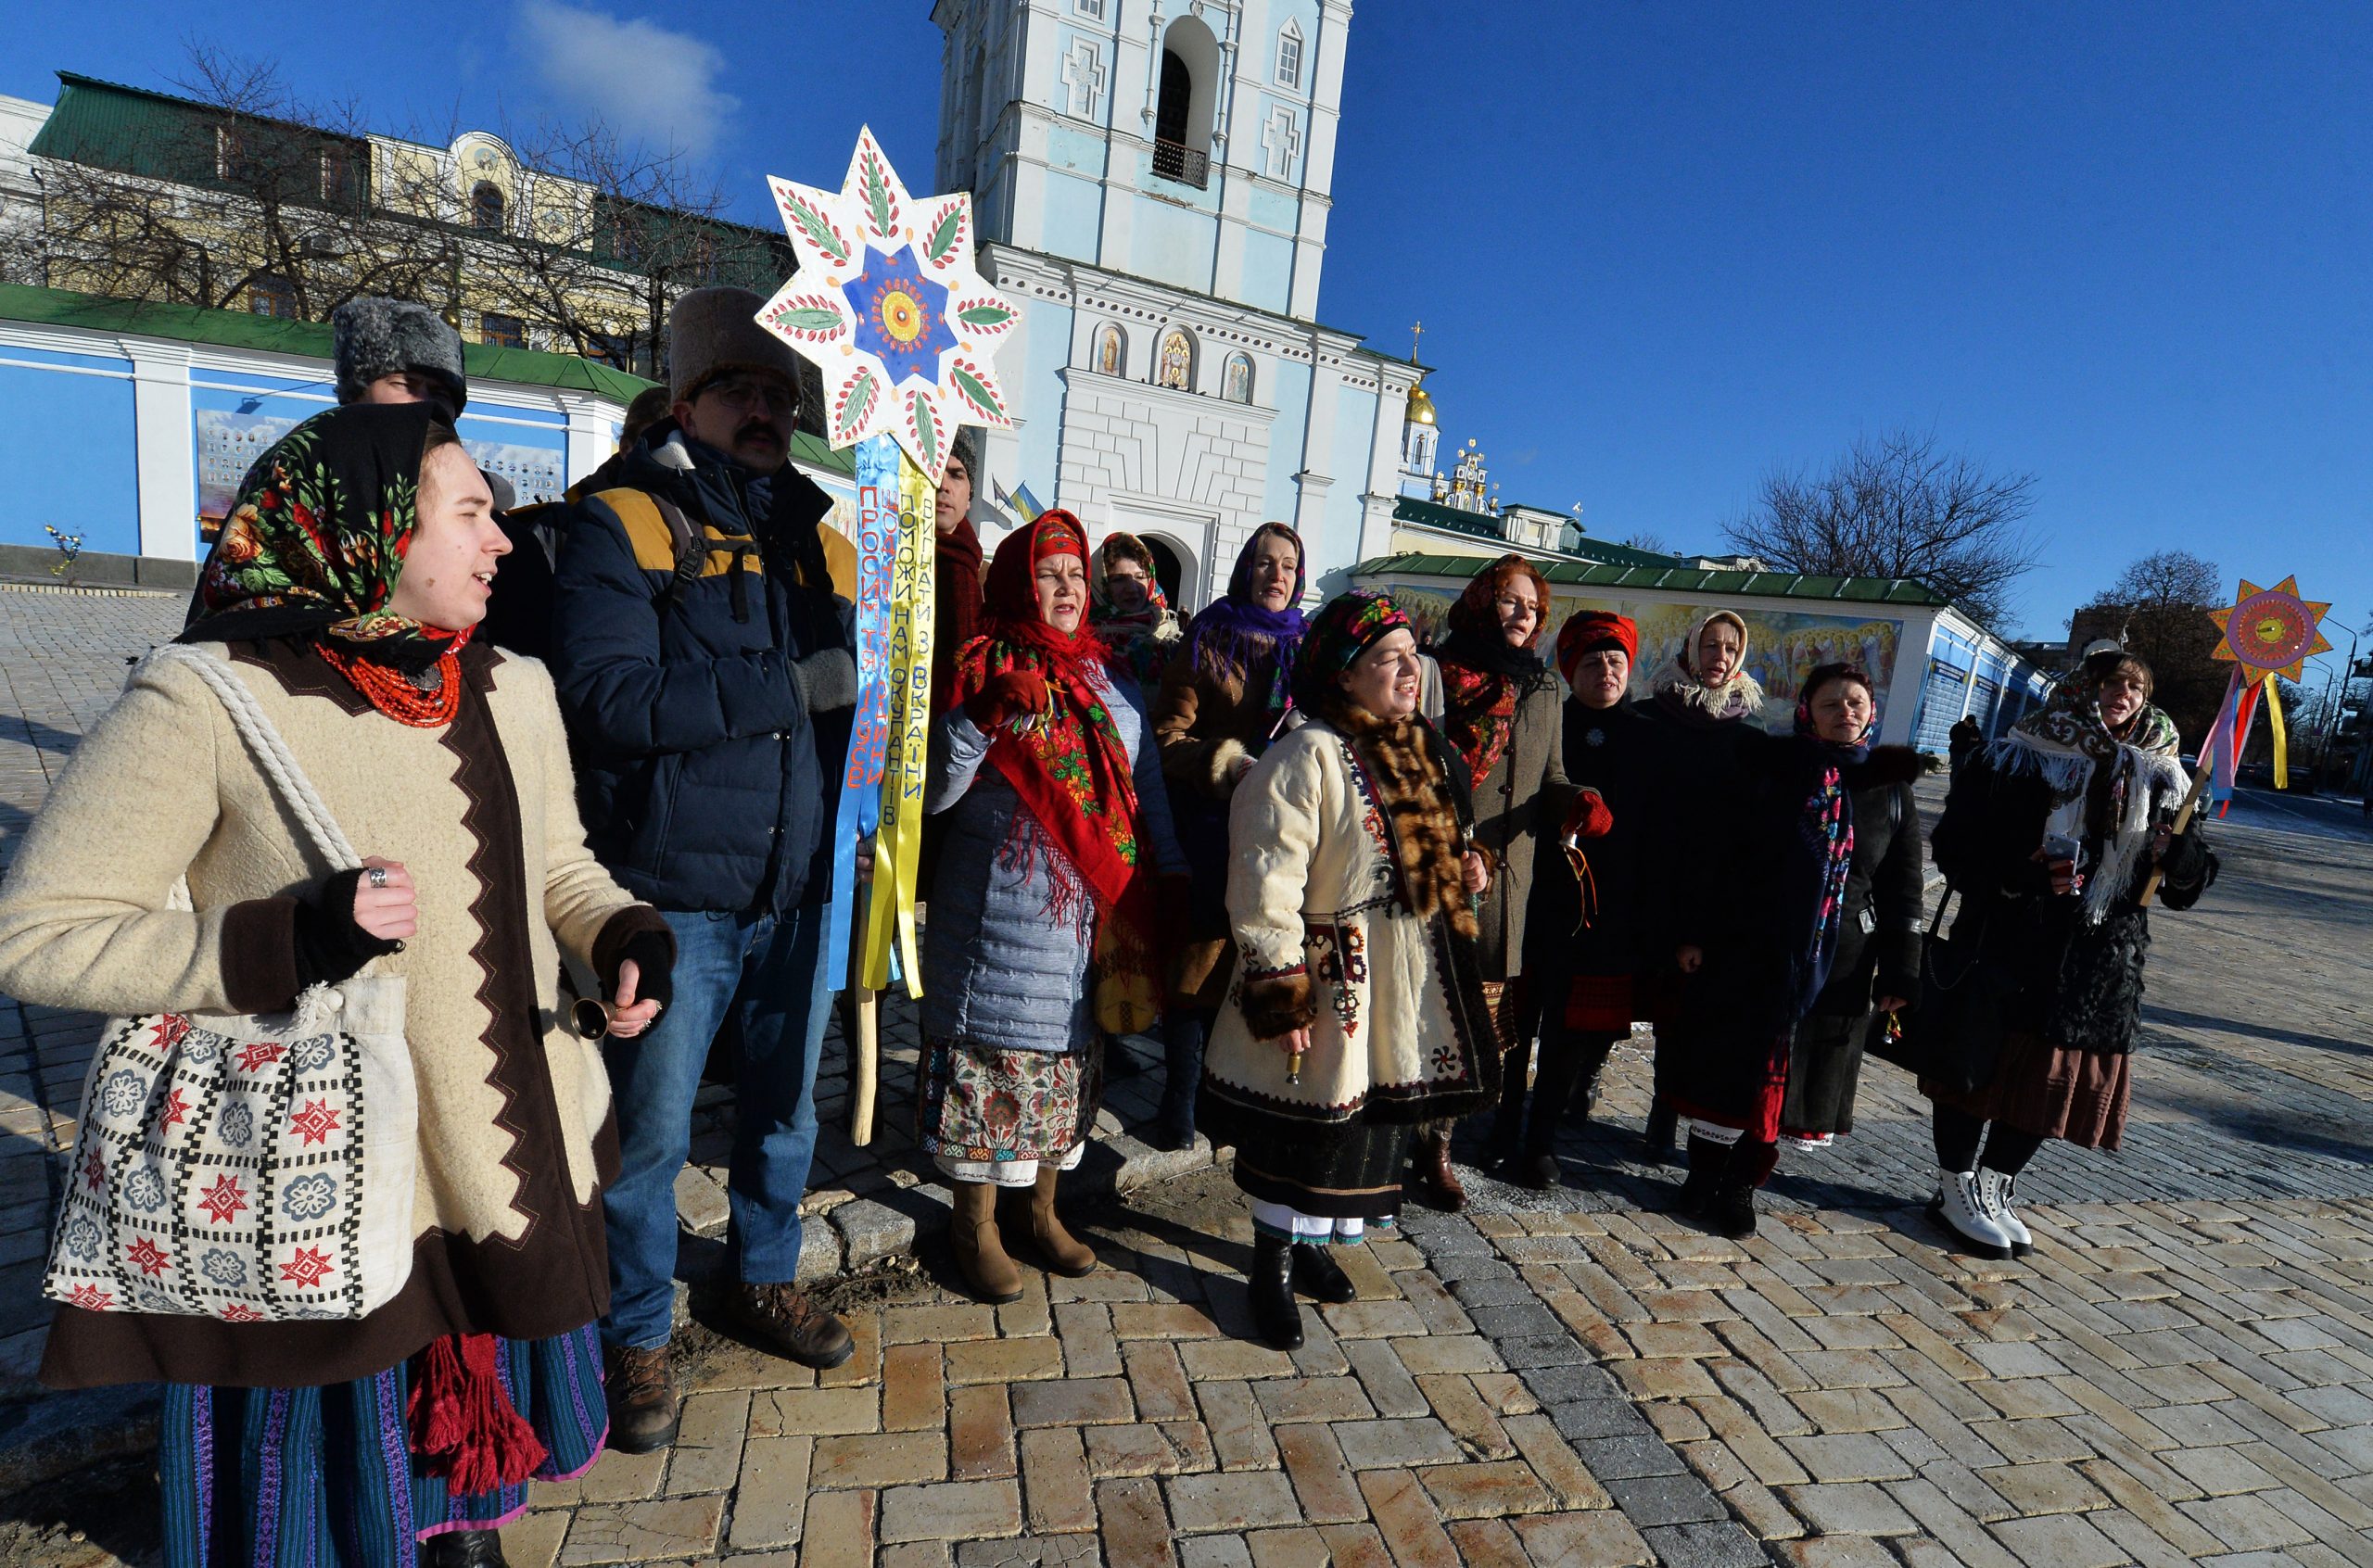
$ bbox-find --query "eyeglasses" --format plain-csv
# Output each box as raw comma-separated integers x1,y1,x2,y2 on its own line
698,375,797,416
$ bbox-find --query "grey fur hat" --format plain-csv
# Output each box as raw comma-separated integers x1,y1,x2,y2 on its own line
331,297,467,415
667,286,806,404
950,426,983,485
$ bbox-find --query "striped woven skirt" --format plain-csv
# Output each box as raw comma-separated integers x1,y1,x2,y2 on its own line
158,1322,607,1567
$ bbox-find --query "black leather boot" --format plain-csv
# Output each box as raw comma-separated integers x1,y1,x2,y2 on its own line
425,1529,508,1567
1248,1233,1305,1349
1152,1011,1204,1151
1673,1134,1728,1217
1643,1100,1680,1165
1290,1241,1356,1303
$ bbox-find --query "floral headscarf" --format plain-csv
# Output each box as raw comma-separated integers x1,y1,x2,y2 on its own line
952,512,1161,1031
1291,588,1413,709
184,403,463,671
1649,608,1765,727
1434,554,1555,782
1999,651,2187,922
1089,531,1177,688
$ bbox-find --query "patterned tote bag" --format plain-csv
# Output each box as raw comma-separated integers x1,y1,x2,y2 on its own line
43,644,419,1322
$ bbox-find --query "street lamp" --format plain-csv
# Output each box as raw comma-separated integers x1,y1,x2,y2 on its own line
2313,622,2364,790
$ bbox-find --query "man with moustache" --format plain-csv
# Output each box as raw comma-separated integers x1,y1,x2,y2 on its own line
550,287,858,1451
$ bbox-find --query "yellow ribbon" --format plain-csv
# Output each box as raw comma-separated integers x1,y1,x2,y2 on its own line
2265,677,2288,790
860,456,938,994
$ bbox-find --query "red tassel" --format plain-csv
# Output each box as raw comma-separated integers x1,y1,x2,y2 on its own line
406,1333,549,1497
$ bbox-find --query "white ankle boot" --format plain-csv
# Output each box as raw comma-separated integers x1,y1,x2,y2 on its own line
1978,1170,2033,1257
1934,1168,2014,1259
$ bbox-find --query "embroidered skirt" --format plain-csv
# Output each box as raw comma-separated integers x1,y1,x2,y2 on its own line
158,1321,606,1567
917,1035,1105,1171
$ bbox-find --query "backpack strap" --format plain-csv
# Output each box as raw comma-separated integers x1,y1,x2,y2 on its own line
591,487,763,621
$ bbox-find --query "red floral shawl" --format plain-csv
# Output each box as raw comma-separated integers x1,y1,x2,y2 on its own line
950,512,1159,1022
1434,554,1553,783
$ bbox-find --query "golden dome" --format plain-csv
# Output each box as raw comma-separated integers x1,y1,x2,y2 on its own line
1405,380,1438,426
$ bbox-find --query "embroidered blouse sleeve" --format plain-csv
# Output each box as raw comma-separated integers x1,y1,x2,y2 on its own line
1224,733,1326,980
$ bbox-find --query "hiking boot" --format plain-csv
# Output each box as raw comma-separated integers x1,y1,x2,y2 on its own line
733,1282,855,1370
1290,1242,1356,1304
603,1342,679,1453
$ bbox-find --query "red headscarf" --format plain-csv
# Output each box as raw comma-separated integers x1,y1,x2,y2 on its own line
1435,553,1555,782
952,512,1159,1024
1555,610,1638,689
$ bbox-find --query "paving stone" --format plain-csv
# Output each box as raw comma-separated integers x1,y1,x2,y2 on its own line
1012,1376,1136,1428
880,1478,1025,1543
1022,1425,1099,1535
1084,1420,1219,1479
812,1428,950,1489
727,1435,814,1550
1328,1415,1466,1470
1780,1481,1919,1536
1164,1469,1303,1533
1096,1475,1174,1568
1252,1376,1374,1424
1413,1457,1555,1518
1637,1520,1776,1568
1511,1509,1656,1566
1571,1432,1691,1480
1352,1468,1459,1568
557,1494,727,1565
801,1488,880,1568
1273,1422,1367,1525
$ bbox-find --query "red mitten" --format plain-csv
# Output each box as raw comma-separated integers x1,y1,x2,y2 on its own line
963,668,1051,730
1565,789,1615,841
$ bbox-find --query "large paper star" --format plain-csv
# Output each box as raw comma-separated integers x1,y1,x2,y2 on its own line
758,126,1019,475
2208,575,2330,685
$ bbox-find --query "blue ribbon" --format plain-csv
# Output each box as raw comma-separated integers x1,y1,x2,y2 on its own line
826,435,901,979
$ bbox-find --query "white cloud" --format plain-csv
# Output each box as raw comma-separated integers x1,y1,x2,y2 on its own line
515,0,742,158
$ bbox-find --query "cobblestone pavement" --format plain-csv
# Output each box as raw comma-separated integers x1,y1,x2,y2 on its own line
5,583,2373,1566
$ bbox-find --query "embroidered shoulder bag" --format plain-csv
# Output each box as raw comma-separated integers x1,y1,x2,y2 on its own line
43,645,420,1322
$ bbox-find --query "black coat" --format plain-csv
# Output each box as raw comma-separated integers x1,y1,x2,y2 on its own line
1929,741,2214,1056
1523,697,1674,985
549,429,853,916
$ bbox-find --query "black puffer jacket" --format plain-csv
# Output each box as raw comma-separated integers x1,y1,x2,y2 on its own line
550,425,852,916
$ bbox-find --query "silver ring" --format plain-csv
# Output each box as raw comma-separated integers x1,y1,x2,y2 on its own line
366,866,388,890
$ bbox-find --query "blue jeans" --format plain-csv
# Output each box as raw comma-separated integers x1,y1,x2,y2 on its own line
600,902,834,1351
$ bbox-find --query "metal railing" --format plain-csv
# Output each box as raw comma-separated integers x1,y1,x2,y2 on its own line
1152,138,1209,190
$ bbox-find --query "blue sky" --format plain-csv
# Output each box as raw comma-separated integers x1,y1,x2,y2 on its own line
13,3,2369,661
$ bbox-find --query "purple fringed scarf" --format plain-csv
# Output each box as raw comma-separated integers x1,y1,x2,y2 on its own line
1185,524,1309,715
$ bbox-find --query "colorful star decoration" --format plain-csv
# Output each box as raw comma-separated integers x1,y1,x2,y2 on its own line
2209,575,2331,685
758,125,1019,474
288,1098,342,1148
198,1174,248,1226
127,1237,171,1278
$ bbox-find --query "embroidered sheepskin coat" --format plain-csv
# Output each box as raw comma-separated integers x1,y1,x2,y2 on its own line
0,639,656,1389
1200,715,1496,1130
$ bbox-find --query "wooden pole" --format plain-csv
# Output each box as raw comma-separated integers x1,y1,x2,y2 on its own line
847,866,881,1144
2137,765,2213,908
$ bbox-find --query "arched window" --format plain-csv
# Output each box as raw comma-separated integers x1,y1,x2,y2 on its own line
1275,21,1304,89
1222,351,1253,404
1094,323,1126,376
1152,16,1219,189
471,181,506,233
1156,329,1194,391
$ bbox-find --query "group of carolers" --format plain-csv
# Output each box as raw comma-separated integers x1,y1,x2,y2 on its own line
0,285,2219,1565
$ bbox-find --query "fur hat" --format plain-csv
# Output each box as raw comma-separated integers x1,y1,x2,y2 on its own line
668,286,807,404
331,297,466,415
949,426,983,486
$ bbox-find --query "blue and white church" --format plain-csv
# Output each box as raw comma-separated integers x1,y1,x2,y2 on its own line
933,0,1423,606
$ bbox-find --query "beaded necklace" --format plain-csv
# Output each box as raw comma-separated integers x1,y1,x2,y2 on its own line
319,644,463,727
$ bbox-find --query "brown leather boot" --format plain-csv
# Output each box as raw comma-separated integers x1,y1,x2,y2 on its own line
1026,1164,1098,1277
1418,1128,1467,1211
949,1179,1023,1303
603,1341,679,1453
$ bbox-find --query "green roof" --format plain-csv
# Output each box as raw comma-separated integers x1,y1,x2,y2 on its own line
1389,496,1688,569
0,283,656,400
1354,551,1951,608
0,283,856,475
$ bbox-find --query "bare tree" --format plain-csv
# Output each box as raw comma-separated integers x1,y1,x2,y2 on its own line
2079,550,2226,750
1723,429,2041,626
32,46,791,382
1619,529,1674,554
35,47,457,317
